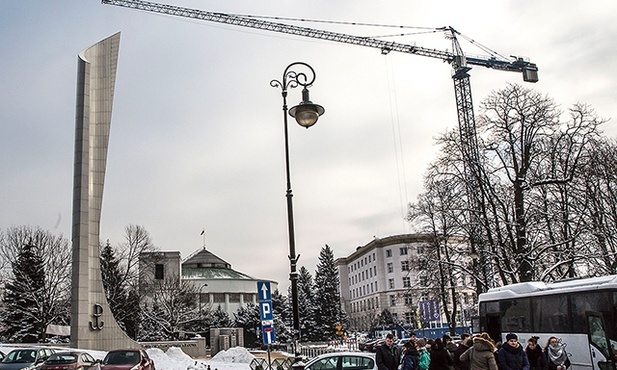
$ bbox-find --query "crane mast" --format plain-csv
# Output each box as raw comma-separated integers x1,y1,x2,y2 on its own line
102,0,539,292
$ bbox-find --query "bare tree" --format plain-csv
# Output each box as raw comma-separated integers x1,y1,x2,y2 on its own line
138,276,198,341
408,160,472,333
114,224,158,289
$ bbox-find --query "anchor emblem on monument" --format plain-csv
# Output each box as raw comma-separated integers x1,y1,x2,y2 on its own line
89,303,104,330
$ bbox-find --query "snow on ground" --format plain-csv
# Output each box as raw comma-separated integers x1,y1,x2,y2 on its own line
0,345,256,370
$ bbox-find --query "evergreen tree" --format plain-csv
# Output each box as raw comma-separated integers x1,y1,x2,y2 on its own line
100,241,142,339
233,303,261,347
297,266,318,342
313,244,344,341
210,305,233,328
2,240,45,342
0,226,71,343
272,289,292,343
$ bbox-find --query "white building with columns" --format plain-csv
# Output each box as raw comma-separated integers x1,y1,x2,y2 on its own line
139,247,278,317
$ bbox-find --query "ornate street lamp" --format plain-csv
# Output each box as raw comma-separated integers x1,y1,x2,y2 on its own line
270,62,324,365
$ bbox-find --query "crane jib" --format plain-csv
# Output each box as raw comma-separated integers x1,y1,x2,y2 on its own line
101,0,538,82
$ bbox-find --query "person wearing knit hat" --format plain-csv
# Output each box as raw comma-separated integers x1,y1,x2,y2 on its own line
506,333,518,341
497,333,530,370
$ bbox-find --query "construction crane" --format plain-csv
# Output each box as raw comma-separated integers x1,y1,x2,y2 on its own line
101,0,538,291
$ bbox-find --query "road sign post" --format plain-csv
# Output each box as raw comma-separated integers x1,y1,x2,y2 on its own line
258,281,276,347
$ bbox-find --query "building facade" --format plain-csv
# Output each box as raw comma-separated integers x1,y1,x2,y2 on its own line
336,234,475,333
140,247,278,318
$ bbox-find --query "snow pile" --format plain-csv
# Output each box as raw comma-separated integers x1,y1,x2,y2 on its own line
210,347,255,364
147,347,196,370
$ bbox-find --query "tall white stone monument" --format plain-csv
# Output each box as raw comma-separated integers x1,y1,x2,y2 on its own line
70,32,137,350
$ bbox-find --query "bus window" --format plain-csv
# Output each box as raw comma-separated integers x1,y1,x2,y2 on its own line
500,298,531,332
536,294,569,332
572,292,612,333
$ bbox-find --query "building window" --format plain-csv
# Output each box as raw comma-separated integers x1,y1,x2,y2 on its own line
404,294,413,305
386,249,392,258
404,312,414,323
154,264,164,280
417,245,425,254
400,247,408,255
403,277,411,288
387,262,394,273
419,275,428,287
390,295,396,307
389,278,395,289
401,261,410,271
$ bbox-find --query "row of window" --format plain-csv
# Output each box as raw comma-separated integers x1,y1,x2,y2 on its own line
349,296,380,313
480,291,616,334
349,266,377,286
348,252,377,272
385,246,409,258
388,277,411,289
350,281,378,299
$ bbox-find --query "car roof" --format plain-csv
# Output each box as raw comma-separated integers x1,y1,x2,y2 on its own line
307,352,375,363
49,351,86,356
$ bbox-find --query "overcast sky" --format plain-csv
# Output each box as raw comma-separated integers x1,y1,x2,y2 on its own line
2,1,616,292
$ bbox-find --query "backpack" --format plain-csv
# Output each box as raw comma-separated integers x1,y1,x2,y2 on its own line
418,351,430,370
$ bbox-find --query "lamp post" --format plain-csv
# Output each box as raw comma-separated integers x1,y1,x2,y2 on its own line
270,62,324,364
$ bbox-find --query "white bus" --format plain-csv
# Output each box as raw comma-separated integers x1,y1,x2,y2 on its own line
477,275,617,370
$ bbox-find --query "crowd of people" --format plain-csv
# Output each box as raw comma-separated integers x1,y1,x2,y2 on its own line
375,332,570,370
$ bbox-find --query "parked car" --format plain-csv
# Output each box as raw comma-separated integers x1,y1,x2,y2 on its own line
360,339,379,352
0,348,56,370
367,339,385,352
305,352,376,370
100,350,154,370
40,352,99,370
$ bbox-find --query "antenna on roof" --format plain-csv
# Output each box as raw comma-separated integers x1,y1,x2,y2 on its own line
200,228,206,249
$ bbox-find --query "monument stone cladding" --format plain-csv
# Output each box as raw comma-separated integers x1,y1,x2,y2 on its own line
70,32,138,350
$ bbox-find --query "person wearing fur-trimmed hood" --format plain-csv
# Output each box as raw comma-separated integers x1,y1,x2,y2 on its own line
459,332,498,370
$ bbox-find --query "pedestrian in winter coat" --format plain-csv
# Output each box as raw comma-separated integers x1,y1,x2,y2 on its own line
417,339,431,370
402,340,420,370
453,336,472,370
543,337,570,370
429,338,453,370
525,336,544,370
460,332,498,370
497,333,530,370
376,334,400,370
444,334,459,356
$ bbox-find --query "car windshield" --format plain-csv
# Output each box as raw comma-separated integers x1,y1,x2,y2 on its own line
3,350,37,364
104,352,139,365
46,354,77,364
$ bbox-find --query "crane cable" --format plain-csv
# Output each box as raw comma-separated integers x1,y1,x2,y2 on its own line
383,57,411,233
